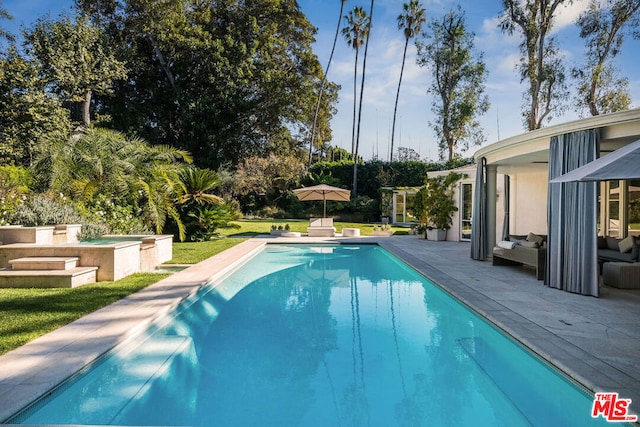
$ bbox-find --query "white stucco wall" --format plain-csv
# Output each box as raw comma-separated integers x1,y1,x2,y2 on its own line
509,170,548,236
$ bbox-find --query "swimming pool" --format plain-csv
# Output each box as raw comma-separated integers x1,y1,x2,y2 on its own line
9,244,622,426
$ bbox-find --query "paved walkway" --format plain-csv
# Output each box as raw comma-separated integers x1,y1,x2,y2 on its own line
1,234,639,423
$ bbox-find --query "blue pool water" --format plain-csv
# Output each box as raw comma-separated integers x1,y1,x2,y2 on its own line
12,245,622,426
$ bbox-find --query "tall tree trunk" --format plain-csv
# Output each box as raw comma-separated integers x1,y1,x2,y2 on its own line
353,0,374,198
390,37,410,162
82,89,92,127
309,1,345,167
351,48,359,157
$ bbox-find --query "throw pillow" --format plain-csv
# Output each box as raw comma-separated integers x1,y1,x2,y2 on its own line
526,232,544,245
597,236,607,249
632,238,639,261
508,234,527,242
619,235,635,253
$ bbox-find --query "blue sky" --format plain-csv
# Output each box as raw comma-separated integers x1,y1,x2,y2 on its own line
2,0,639,161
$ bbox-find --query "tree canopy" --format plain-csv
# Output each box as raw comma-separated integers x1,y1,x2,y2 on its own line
76,0,336,169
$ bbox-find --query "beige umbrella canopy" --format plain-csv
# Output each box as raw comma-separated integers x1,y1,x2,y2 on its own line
293,184,351,218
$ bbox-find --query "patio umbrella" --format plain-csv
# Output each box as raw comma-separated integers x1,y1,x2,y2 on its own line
550,138,640,183
293,184,351,218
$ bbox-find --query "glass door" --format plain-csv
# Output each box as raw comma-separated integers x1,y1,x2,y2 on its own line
461,183,473,241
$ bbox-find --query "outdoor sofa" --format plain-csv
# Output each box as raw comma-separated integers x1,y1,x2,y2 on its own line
492,233,547,280
599,235,640,289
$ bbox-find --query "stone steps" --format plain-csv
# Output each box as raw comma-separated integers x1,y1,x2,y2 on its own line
9,256,79,271
0,266,98,288
0,256,97,288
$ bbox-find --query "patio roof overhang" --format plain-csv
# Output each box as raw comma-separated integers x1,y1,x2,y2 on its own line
474,108,640,171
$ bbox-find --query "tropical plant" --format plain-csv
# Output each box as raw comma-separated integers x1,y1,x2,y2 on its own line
391,0,426,162
414,172,462,230
499,0,571,130
33,127,192,239
309,0,347,166
417,6,489,160
573,0,640,116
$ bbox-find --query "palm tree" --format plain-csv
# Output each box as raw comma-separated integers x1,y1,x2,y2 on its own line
353,0,374,197
342,6,370,161
309,0,347,167
391,0,426,162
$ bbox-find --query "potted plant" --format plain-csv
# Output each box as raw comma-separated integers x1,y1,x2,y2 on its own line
414,172,462,241
373,224,393,236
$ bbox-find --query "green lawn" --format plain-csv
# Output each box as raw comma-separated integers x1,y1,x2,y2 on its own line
0,273,170,355
168,238,247,264
218,219,410,237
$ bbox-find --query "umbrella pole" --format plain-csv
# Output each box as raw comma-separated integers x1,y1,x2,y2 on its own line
323,195,327,218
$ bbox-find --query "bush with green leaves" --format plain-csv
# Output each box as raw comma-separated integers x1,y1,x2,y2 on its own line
76,195,149,235
185,203,241,242
11,194,82,226
76,222,111,241
0,165,33,225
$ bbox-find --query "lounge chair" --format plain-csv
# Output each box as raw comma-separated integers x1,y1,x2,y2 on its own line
307,218,336,237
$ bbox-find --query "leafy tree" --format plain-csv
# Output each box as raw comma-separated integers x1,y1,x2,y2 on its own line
0,0,13,43
391,0,426,162
396,146,421,162
573,0,640,116
499,0,571,130
309,0,347,166
417,7,489,160
342,6,370,158
78,0,333,169
24,14,127,127
234,154,307,210
0,46,71,166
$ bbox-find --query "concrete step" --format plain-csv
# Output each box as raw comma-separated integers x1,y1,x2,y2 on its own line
8,257,80,271
0,266,98,288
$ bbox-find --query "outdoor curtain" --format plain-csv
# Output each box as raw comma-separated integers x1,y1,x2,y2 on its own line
471,158,487,260
502,175,510,241
546,129,599,297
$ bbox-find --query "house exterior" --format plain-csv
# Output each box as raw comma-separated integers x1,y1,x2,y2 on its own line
474,108,640,251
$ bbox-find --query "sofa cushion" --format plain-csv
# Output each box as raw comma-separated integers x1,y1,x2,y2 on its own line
598,248,636,263
527,233,545,245
632,239,639,261
597,236,607,249
619,235,635,253
508,234,527,242
520,240,539,248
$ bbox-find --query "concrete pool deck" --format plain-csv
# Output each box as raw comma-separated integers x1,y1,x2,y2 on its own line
1,234,639,423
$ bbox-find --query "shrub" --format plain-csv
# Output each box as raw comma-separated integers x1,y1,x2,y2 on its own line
0,165,32,225
77,223,111,241
11,194,82,226
76,195,149,235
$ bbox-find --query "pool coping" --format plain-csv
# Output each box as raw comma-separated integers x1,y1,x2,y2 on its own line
1,235,639,425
